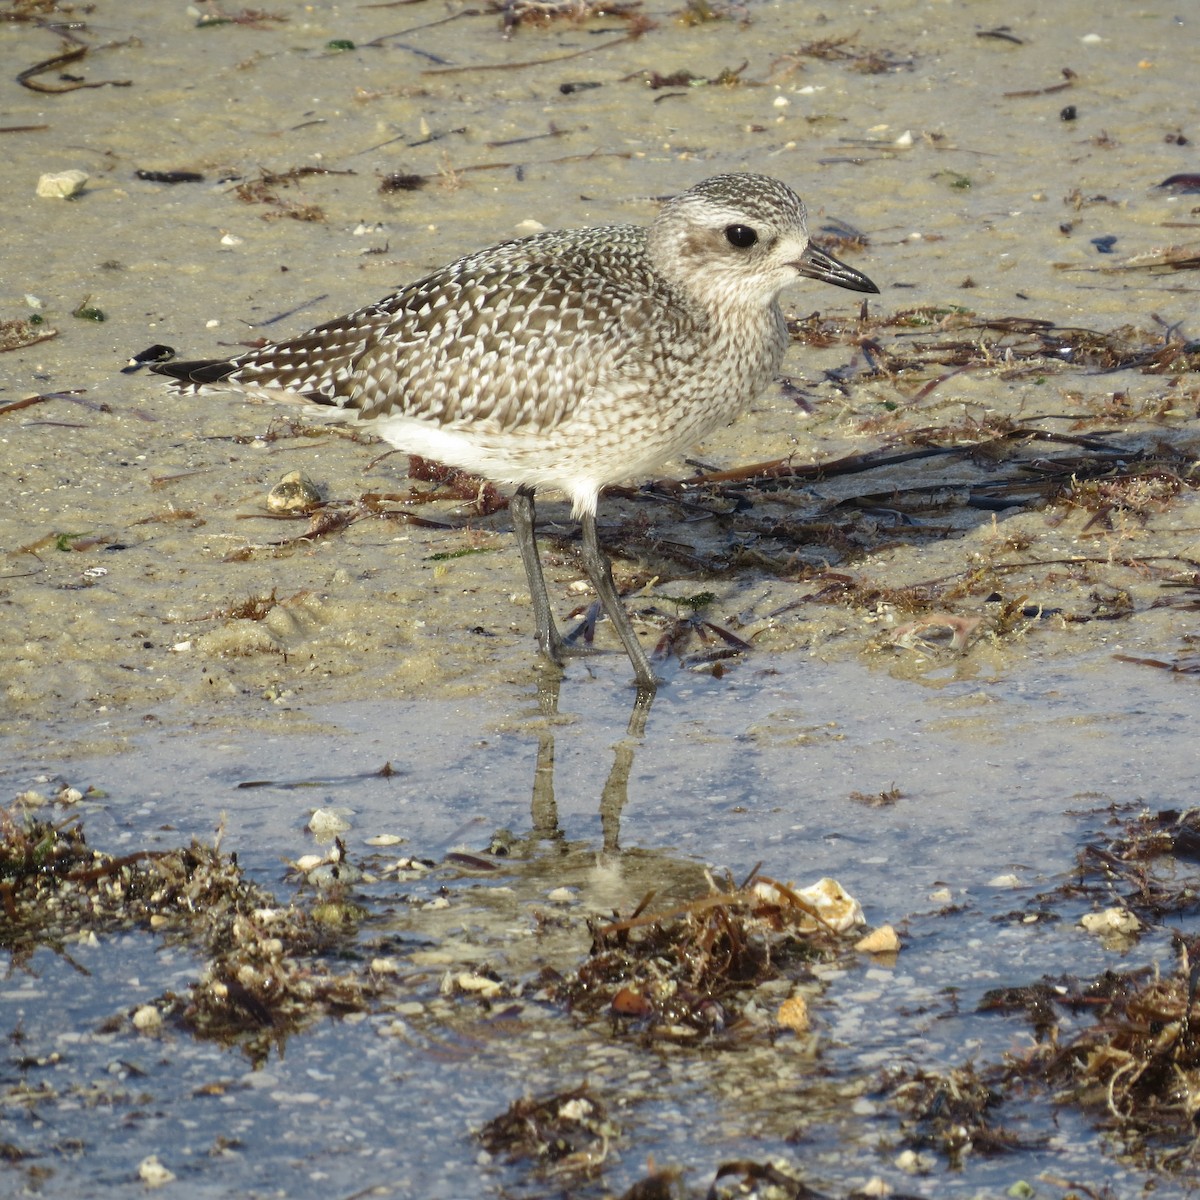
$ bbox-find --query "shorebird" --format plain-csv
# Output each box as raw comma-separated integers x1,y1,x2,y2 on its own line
153,173,878,690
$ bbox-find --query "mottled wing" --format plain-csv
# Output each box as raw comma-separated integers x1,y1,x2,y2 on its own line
164,227,670,436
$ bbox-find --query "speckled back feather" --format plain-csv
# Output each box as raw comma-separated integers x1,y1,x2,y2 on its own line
153,174,860,509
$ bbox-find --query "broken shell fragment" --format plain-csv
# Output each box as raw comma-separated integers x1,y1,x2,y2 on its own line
753,875,865,933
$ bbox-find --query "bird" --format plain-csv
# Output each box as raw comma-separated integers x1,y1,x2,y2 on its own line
152,173,879,691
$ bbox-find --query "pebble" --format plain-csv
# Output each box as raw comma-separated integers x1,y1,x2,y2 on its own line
137,1156,176,1187
132,1005,162,1032
267,471,322,514
36,169,88,199
855,924,901,953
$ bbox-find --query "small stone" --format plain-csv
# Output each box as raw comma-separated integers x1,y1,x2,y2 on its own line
894,1148,934,1174
987,873,1022,888
454,972,502,997
558,1097,593,1121
307,807,351,837
132,1005,162,1032
267,471,322,514
856,925,901,954
137,1155,176,1187
37,169,88,199
776,994,810,1033
1080,907,1141,936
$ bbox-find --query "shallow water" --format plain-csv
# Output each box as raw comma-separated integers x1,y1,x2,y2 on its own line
5,649,1199,1197
3,0,1200,1196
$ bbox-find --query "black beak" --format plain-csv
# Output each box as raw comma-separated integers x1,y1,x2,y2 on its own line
794,242,879,294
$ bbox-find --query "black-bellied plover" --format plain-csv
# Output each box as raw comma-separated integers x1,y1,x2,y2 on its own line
153,173,878,689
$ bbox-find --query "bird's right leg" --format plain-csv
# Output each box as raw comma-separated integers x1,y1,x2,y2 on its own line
511,486,567,666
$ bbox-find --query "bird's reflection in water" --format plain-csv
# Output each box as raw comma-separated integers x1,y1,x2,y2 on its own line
527,669,655,853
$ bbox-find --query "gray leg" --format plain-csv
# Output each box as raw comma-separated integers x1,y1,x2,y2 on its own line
530,668,563,841
579,510,659,691
511,486,566,666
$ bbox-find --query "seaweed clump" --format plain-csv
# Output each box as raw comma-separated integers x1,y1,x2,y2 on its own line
0,802,379,1065
544,871,863,1044
979,806,1200,1171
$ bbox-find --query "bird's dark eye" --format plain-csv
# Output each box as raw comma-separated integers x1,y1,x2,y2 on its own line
724,224,758,249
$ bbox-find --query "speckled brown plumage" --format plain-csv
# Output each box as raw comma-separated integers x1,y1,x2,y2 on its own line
153,173,879,687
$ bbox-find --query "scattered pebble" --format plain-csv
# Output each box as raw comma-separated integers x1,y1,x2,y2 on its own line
137,1155,176,1187
451,971,503,998
894,1148,935,1174
267,471,322,514
36,169,88,199
1080,907,1141,936
132,1005,163,1032
855,924,901,954
307,807,351,837
557,1096,593,1122
776,994,810,1033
